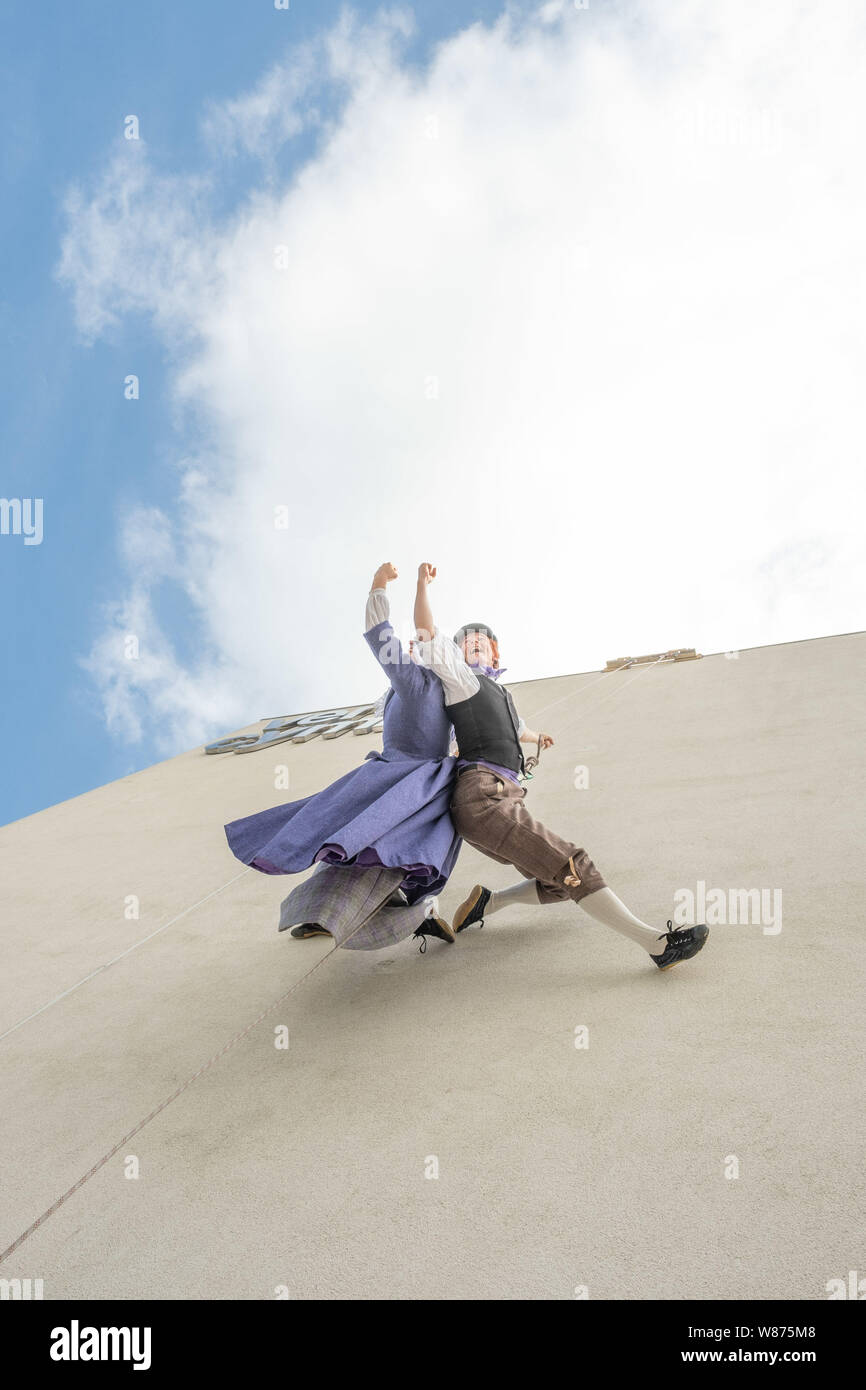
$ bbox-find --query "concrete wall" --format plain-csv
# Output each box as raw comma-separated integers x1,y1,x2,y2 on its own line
1,632,863,1299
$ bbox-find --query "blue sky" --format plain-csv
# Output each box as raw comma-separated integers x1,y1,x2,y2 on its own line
2,0,864,827
0,0,510,824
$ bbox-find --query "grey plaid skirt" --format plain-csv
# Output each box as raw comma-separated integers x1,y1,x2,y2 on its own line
277,862,432,951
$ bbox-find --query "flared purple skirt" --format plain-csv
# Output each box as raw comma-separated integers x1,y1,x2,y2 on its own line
224,750,460,903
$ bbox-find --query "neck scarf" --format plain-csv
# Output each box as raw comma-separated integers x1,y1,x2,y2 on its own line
469,663,507,681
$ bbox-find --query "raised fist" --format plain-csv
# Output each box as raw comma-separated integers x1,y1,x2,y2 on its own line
373,562,398,588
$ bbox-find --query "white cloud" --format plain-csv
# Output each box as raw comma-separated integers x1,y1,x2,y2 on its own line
198,50,319,164
57,0,866,752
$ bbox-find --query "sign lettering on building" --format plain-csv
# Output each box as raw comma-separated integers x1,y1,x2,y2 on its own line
205,705,381,756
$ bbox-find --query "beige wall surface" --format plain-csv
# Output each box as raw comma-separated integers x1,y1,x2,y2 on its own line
1,633,863,1299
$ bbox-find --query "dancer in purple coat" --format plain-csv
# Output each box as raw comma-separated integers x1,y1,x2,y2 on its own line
224,562,460,950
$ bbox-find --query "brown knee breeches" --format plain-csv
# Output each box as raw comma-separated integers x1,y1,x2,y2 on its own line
450,768,606,904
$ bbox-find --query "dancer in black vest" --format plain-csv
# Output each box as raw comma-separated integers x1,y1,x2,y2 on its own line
413,563,709,970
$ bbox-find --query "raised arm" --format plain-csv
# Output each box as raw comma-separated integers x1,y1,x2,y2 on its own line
365,561,398,632
364,561,427,698
412,562,481,706
413,562,436,642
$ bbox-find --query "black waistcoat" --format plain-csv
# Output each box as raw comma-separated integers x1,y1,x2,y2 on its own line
446,674,525,774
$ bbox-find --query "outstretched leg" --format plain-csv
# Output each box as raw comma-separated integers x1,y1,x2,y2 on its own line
455,879,664,954
573,887,666,953
450,769,708,968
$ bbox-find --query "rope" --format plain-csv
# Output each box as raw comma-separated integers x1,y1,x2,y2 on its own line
0,657,665,1265
551,655,667,738
515,656,666,778
530,655,666,742
0,868,253,1045
0,908,372,1266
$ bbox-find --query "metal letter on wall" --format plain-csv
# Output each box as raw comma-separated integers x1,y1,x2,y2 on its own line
204,704,382,756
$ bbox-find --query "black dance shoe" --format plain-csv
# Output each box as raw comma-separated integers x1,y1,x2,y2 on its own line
650,922,709,970
452,885,491,934
412,916,456,952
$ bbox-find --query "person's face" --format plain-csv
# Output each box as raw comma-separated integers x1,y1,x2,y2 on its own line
461,631,496,668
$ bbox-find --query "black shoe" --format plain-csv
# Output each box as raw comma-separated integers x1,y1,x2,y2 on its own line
412,916,456,953
288,923,331,939
452,885,491,934
650,922,709,970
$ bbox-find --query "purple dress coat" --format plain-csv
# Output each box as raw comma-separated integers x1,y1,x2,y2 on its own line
224,619,460,905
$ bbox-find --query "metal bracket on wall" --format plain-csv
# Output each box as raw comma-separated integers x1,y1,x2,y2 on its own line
604,648,701,671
